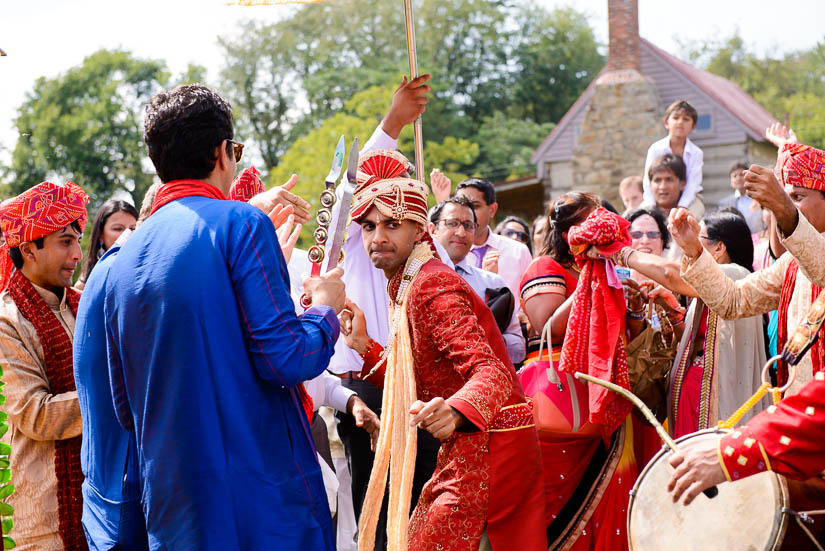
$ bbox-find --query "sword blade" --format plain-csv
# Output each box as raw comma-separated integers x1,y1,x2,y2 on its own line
324,137,359,273
325,135,346,185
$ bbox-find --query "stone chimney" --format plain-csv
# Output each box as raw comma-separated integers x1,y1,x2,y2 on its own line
606,0,641,73
569,0,662,205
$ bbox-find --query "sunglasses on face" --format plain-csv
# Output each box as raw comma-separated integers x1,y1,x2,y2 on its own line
630,230,662,240
502,229,529,243
438,218,477,232
227,140,244,163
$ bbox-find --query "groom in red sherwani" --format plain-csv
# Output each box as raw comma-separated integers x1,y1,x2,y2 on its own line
339,150,545,551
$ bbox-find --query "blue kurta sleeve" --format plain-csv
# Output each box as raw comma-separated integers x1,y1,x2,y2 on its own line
227,209,340,387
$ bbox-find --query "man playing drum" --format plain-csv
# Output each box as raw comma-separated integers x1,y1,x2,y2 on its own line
667,141,825,505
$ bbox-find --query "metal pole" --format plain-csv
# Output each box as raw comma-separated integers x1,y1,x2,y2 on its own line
403,0,425,181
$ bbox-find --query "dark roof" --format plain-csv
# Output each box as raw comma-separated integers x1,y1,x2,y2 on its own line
532,39,776,165
642,38,775,140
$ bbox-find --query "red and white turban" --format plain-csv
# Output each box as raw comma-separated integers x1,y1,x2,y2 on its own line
0,181,89,290
350,150,429,225
229,165,265,203
776,143,825,192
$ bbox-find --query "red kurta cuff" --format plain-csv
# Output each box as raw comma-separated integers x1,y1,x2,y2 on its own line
445,397,485,432
718,428,772,481
359,341,386,387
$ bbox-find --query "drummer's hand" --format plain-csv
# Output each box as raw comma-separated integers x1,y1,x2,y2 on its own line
347,395,380,452
667,439,727,505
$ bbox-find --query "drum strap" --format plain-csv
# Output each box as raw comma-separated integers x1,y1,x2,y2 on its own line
717,382,782,430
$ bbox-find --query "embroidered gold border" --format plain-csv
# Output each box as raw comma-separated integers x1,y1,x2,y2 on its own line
697,311,719,429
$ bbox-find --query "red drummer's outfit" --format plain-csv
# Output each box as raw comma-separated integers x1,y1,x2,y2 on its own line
360,258,546,551
717,370,825,481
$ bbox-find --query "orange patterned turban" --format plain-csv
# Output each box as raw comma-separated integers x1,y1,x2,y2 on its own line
350,150,429,225
0,181,89,290
776,143,825,192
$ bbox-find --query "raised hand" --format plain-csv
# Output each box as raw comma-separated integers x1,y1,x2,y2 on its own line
273,207,302,264
667,208,702,259
430,168,452,203
249,174,312,224
381,74,432,139
765,122,799,149
743,164,799,235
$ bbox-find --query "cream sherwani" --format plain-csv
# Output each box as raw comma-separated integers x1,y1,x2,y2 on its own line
681,211,825,395
0,282,81,550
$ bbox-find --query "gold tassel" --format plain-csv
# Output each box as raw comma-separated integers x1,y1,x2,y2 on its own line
358,243,432,550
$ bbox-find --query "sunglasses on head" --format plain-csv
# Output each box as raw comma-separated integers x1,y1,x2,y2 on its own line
630,230,661,240
503,228,529,243
227,140,244,163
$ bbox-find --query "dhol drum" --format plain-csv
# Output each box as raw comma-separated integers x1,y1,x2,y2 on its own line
628,428,825,550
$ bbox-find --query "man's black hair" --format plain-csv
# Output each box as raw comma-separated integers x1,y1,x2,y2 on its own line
144,84,234,183
429,196,477,225
456,177,496,206
648,154,687,182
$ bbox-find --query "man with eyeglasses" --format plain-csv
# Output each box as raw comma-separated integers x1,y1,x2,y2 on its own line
428,197,525,364
102,84,346,549
454,178,533,300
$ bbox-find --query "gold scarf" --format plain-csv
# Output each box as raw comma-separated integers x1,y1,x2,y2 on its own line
358,242,433,550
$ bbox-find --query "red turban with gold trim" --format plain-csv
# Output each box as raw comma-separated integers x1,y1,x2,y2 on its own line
0,181,89,290
350,149,429,225
776,143,825,192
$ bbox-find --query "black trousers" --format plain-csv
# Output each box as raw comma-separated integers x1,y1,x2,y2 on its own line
337,377,440,551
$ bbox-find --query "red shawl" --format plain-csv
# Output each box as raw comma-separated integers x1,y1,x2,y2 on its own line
777,258,824,384
559,208,633,437
6,270,87,550
149,179,315,421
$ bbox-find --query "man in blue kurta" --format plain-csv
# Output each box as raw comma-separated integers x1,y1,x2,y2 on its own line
74,229,148,551
103,84,346,550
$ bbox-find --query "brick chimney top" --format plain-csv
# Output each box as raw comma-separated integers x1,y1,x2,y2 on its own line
606,0,640,72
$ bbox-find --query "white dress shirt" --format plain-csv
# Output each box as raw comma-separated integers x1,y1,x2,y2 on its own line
642,136,704,209
454,257,526,364
468,227,533,301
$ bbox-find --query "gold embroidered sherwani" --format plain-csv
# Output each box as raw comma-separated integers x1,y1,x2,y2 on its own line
0,283,81,550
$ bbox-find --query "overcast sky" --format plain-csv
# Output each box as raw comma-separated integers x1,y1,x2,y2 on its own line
1,0,823,162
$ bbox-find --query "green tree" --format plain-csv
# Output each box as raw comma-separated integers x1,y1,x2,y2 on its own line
218,1,601,178
475,112,555,180
269,81,480,246
8,50,169,209
508,6,604,124
679,33,825,149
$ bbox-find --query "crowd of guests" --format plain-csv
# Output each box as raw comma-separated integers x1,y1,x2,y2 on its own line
0,76,825,551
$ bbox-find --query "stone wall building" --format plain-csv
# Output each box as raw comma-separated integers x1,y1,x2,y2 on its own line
495,0,778,221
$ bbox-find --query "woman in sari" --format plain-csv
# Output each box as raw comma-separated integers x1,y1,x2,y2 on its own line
616,210,768,436
520,192,640,550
